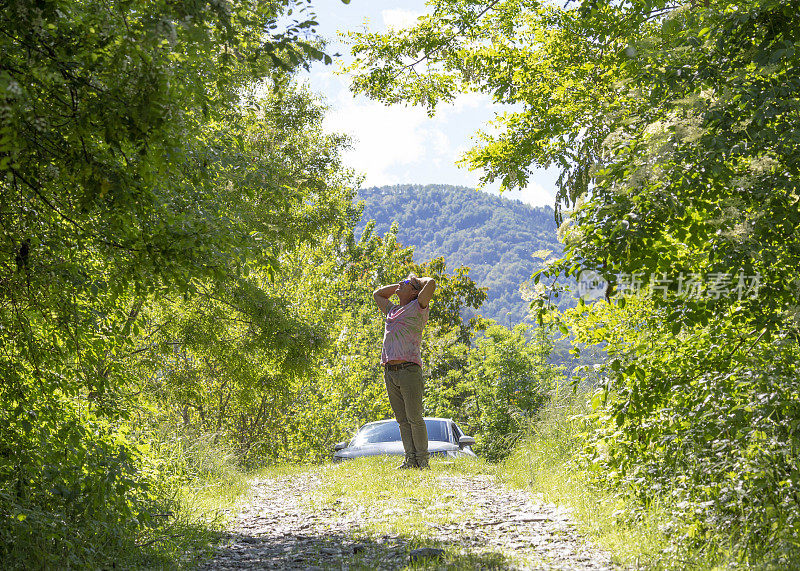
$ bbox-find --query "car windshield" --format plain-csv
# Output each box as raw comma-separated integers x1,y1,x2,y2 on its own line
352,420,450,446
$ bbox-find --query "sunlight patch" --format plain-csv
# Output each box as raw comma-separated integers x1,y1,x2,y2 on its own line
382,9,424,30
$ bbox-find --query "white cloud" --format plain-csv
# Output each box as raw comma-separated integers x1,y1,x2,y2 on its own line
429,130,451,165
311,61,556,206
438,92,493,118
504,180,556,207
382,9,423,30
323,93,443,185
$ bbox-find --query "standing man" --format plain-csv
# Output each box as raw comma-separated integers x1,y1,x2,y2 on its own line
373,274,437,469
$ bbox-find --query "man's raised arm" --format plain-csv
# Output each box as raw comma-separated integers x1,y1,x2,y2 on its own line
416,277,436,309
373,284,396,314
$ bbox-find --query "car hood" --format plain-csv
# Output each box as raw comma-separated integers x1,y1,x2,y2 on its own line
334,440,461,459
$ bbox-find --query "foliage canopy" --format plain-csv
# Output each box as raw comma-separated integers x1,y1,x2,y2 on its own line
0,0,353,565
346,0,800,336
346,0,800,562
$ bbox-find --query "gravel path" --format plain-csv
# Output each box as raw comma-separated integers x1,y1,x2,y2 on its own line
200,468,618,570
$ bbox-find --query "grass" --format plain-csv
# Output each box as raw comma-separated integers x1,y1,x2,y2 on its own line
309,456,532,569
311,456,490,537
492,390,781,570
495,393,674,569
8,404,679,569
178,459,314,524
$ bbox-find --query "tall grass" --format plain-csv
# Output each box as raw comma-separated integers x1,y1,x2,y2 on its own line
138,424,318,568
151,426,253,518
497,390,673,569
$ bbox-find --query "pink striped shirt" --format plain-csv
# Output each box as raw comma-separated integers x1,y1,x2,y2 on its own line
380,299,430,366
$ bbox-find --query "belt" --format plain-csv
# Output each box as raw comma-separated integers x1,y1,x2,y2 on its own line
385,361,417,371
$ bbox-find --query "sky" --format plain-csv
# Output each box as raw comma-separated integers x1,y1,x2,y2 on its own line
298,0,559,207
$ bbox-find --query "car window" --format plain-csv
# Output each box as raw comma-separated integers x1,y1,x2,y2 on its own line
425,420,450,442
351,419,452,445
451,422,463,443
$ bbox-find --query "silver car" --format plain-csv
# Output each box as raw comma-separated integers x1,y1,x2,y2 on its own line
333,417,477,461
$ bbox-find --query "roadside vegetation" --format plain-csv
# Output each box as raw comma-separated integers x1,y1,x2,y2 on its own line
502,391,688,570
3,0,798,569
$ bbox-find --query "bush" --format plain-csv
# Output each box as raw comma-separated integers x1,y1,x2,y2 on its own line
567,297,800,567
0,405,171,568
426,322,562,462
500,389,670,568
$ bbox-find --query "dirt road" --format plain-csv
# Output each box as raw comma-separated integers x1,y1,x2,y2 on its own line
200,466,617,570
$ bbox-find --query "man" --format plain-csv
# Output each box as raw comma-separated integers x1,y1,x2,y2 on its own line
373,274,436,469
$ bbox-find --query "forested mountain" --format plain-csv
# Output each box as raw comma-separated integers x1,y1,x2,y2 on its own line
356,184,561,326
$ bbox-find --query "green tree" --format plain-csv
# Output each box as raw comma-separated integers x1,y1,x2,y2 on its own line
468,323,559,461
346,0,800,561
346,0,799,335
0,0,347,565
424,319,562,462
129,81,358,462
564,294,800,562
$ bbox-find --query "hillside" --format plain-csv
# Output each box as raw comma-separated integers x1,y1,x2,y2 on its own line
356,184,562,326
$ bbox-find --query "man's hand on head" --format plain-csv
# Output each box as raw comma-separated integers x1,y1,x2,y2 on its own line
416,277,436,309
373,283,397,314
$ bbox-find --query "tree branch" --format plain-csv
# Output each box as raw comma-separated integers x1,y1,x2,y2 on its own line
11,168,141,253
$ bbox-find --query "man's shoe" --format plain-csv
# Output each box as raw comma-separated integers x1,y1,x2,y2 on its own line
397,457,417,469
415,457,430,469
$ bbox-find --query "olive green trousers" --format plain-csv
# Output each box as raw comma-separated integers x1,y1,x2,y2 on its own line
384,364,429,464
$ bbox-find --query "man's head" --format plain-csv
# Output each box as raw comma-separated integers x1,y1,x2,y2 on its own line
396,274,422,303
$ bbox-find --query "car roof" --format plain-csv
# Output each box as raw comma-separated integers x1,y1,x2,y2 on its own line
360,417,453,428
